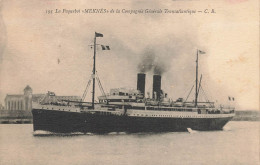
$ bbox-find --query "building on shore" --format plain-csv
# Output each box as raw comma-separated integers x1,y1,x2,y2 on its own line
0,104,4,110
4,85,81,111
4,85,37,111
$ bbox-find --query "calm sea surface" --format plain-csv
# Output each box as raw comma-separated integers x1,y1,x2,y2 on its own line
0,121,259,165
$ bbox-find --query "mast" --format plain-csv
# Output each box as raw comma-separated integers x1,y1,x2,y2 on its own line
195,49,198,107
92,34,97,109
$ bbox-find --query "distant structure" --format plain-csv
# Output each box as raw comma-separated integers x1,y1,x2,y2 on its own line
40,91,81,104
5,85,36,111
4,85,81,111
0,104,4,110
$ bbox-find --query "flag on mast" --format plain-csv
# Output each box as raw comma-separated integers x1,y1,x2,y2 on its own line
95,32,103,37
198,50,206,54
101,45,110,50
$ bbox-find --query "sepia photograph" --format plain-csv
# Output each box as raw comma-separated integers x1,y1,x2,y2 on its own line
0,0,259,164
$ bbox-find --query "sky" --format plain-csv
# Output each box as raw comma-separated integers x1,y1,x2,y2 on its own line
0,0,259,110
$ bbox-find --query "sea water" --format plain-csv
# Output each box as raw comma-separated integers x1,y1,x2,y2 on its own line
0,122,259,165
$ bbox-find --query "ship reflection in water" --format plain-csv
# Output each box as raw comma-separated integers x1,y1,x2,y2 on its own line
0,122,258,165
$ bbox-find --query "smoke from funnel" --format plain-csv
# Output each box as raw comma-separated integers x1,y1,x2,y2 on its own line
137,48,155,73
137,47,168,75
153,59,167,75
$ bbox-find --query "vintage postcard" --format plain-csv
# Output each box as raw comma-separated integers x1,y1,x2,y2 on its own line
0,0,259,165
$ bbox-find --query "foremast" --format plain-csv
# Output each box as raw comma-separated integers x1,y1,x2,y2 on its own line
92,32,103,109
92,34,96,109
195,50,198,107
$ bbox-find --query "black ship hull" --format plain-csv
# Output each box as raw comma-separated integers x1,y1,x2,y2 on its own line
32,109,233,133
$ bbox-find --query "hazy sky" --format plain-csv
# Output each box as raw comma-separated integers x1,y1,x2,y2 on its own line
0,0,259,110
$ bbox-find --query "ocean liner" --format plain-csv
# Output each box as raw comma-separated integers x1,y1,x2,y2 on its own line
32,32,235,133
